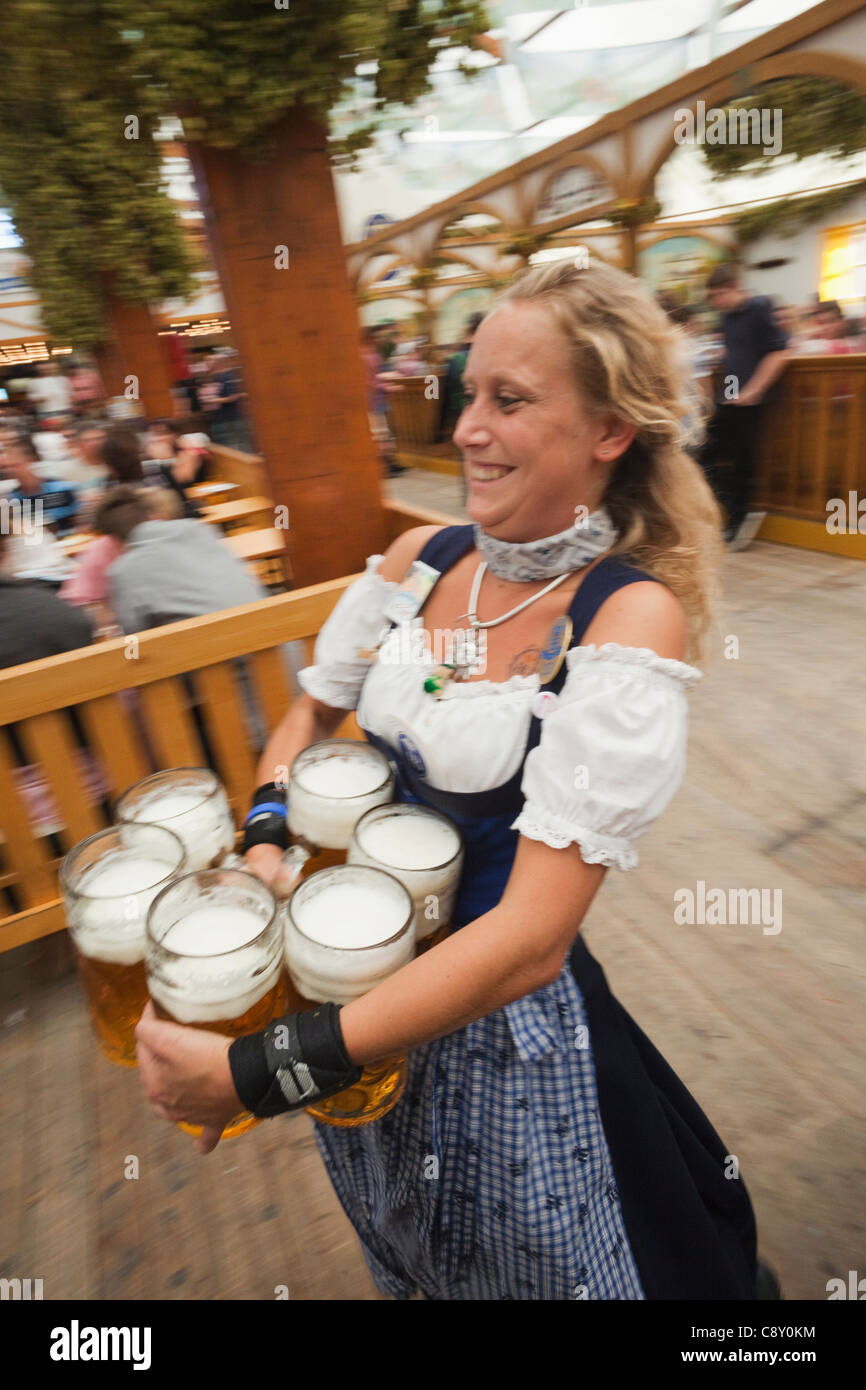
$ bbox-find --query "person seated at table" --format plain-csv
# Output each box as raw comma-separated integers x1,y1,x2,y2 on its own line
0,429,79,536
94,485,265,633
63,419,109,494
0,525,93,668
57,485,181,614
141,420,208,515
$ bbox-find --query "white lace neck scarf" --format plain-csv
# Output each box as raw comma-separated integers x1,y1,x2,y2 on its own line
473,507,618,581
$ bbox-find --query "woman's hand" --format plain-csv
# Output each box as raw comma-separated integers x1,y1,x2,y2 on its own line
243,842,283,889
136,1002,242,1155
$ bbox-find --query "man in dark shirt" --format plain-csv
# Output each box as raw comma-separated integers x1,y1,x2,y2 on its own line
700,263,792,549
0,528,93,668
211,350,252,452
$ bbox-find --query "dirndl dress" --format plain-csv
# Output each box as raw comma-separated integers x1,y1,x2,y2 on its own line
298,526,759,1301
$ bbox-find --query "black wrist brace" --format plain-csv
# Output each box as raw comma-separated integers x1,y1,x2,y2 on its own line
228,1004,362,1118
242,782,289,853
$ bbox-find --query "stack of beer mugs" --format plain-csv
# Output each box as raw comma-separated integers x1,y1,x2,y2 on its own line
61,743,468,1134
62,767,286,1141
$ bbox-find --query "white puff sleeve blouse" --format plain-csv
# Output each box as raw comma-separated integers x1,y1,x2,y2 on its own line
297,556,396,709
297,558,702,871
513,644,701,870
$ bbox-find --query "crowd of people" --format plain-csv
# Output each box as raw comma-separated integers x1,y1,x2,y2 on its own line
0,382,264,670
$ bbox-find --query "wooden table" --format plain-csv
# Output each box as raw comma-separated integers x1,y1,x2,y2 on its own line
223,526,289,587
200,496,272,531
187,481,239,502
223,527,286,561
55,532,96,558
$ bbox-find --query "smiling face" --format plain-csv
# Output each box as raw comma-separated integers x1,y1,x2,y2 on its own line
453,301,635,541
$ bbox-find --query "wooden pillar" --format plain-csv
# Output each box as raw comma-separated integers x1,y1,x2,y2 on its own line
93,297,176,418
187,108,385,586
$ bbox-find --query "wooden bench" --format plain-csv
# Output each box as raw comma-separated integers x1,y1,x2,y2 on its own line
200,496,273,532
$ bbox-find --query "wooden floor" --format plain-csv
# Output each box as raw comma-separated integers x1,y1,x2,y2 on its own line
1,474,863,1300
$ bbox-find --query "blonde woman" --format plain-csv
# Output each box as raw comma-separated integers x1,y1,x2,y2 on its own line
137,260,761,1301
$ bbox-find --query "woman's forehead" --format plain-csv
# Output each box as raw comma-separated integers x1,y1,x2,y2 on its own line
467,302,568,381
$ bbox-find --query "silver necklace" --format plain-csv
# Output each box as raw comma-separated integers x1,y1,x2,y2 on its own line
459,560,573,629
452,561,574,671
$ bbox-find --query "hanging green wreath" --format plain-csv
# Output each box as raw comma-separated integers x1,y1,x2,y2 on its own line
702,75,866,178
502,230,553,257
607,197,661,228
736,177,866,245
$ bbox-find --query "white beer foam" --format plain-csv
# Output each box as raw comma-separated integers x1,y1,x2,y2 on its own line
128,788,233,870
285,877,413,1004
349,812,462,941
289,747,392,849
148,904,279,1024
69,853,176,965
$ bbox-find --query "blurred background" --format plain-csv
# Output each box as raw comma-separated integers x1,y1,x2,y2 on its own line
0,0,863,1304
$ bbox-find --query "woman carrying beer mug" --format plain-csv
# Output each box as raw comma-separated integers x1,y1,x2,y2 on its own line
137,261,762,1300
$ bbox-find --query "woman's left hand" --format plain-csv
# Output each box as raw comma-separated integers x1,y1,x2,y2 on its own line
136,1001,242,1155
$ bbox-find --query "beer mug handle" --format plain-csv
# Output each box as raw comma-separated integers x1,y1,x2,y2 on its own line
272,844,311,900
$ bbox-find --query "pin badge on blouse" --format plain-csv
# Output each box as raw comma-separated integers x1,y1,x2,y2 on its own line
357,562,441,661
536,615,573,684
382,560,441,626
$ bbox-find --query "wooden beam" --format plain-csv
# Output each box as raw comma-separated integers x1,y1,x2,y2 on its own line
187,107,386,585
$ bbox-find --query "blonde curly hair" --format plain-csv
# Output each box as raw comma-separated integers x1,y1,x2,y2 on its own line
495,258,723,664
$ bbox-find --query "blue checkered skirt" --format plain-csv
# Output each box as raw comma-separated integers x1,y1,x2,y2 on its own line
313,964,645,1301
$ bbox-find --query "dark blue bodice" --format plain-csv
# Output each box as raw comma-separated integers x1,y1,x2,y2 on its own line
358,524,659,928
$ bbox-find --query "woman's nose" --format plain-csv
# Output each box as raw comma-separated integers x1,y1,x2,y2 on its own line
453,401,490,449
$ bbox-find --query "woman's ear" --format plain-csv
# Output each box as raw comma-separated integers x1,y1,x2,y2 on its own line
593,414,636,464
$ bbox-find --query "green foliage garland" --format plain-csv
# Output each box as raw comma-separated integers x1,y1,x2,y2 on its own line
112,0,491,166
703,76,866,178
736,178,866,245
0,1,197,347
0,0,489,346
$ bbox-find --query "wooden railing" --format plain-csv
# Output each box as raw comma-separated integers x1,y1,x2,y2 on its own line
753,356,866,522
0,579,357,953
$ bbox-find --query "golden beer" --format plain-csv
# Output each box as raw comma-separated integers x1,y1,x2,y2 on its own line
283,864,414,1127
146,868,285,1139
348,803,463,956
60,824,187,1067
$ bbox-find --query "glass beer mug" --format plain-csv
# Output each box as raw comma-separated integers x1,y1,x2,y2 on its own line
145,868,288,1140
283,864,414,1126
287,740,393,874
348,802,463,953
61,823,187,1066
115,768,235,872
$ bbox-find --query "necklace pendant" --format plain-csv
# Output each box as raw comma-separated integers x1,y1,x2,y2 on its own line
537,615,573,684
423,663,458,697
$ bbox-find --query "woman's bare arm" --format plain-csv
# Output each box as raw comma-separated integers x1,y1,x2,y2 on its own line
339,837,607,1062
